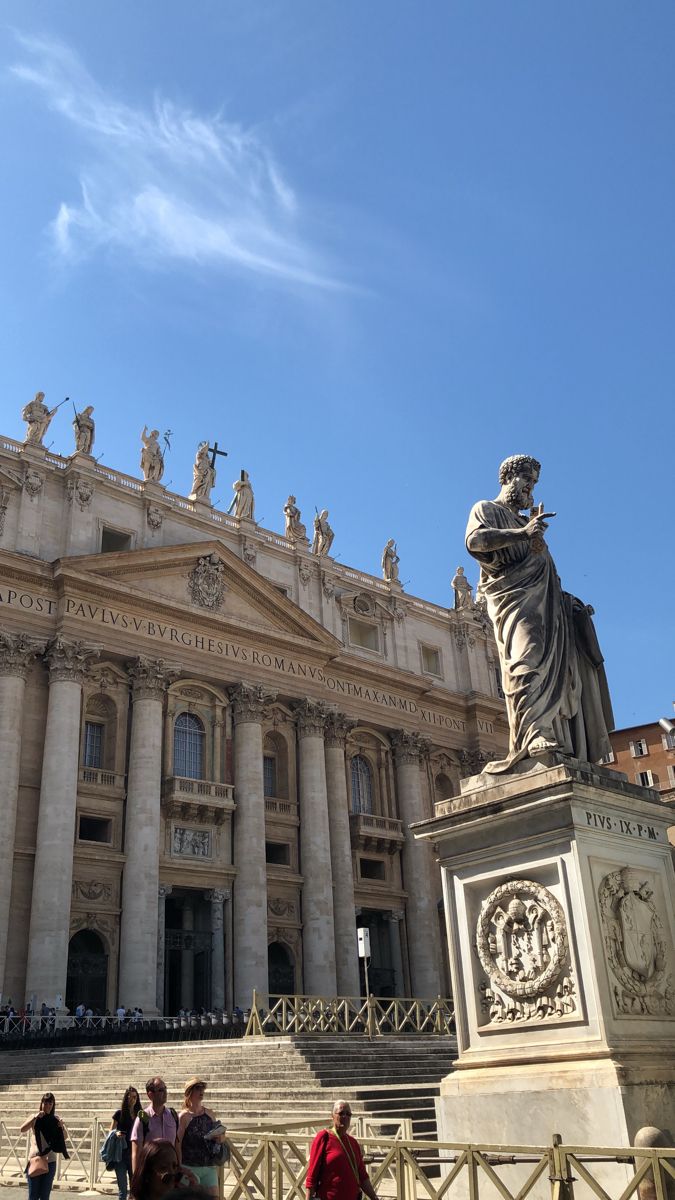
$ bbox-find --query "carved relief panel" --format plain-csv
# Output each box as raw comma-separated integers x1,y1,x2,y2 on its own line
597,865,674,1019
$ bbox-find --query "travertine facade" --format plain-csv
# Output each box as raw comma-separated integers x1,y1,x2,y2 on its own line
0,430,506,1014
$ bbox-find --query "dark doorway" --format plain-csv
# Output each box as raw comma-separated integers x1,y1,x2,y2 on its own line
268,942,295,998
357,912,396,997
66,930,108,1012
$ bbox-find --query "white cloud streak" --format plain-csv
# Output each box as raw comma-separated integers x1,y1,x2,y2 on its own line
10,34,343,289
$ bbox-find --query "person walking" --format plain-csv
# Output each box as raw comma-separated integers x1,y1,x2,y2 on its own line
306,1101,380,1200
129,1140,184,1200
177,1078,226,1198
130,1079,179,1173
109,1086,142,1200
20,1092,69,1200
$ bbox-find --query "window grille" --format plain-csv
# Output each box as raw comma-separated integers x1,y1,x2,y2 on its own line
83,721,104,769
351,755,373,814
173,712,205,780
264,755,277,798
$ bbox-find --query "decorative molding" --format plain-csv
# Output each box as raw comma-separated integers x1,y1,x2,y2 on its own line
294,698,330,738
324,711,357,749
390,729,430,765
229,681,277,724
158,884,173,901
243,541,257,567
188,553,226,611
453,625,476,651
321,573,335,599
298,561,312,586
172,826,211,857
459,748,495,777
146,504,164,531
23,469,44,499
45,636,100,684
268,896,297,919
598,867,674,1018
71,880,112,903
66,475,95,511
0,631,45,679
0,488,10,540
128,656,181,700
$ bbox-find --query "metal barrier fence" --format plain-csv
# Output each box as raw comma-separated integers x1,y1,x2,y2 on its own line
2,1123,674,1199
0,1011,248,1047
245,991,455,1036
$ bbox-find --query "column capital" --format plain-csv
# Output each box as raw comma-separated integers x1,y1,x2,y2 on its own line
128,656,181,700
228,681,276,723
0,631,46,679
45,636,100,683
390,729,431,765
206,888,230,904
294,698,332,738
324,711,357,748
158,884,173,900
387,909,404,923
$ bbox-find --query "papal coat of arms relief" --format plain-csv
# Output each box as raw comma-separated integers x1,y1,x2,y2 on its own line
475,879,577,1026
187,553,226,611
598,866,674,1017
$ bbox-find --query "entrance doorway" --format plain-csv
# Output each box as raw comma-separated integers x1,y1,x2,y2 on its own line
268,942,295,998
164,892,214,1013
357,912,396,997
66,930,108,1012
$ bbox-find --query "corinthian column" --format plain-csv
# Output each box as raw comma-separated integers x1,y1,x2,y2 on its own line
118,657,180,1012
324,712,360,996
295,700,336,995
25,637,100,1006
0,633,45,998
156,884,172,1014
207,888,228,1011
391,730,442,998
230,682,276,1008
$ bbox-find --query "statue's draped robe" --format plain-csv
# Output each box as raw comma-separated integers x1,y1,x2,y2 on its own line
466,501,614,773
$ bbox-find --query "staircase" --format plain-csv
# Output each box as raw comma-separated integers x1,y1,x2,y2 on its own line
0,1032,457,1139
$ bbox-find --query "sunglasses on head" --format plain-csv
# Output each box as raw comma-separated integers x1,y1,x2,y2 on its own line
159,1169,183,1184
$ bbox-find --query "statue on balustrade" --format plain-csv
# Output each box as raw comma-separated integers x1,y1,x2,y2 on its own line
140,426,165,482
381,539,400,582
228,470,255,520
190,441,216,503
72,406,95,455
451,566,474,610
284,495,307,542
22,392,57,446
312,509,334,557
466,454,614,774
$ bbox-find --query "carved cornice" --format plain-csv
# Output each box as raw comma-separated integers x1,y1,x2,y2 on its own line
294,698,331,738
324,711,357,748
390,729,430,765
228,681,277,724
0,631,45,679
128,656,181,700
45,636,100,684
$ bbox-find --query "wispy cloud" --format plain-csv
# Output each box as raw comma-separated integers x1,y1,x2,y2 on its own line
10,33,343,289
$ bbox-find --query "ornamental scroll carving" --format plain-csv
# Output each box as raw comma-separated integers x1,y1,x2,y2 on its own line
598,867,674,1017
188,554,226,611
475,879,577,1025
71,880,113,903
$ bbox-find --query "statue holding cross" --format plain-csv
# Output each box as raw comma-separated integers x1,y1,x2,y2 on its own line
189,440,217,503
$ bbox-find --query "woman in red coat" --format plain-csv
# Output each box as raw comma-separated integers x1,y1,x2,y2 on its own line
305,1101,380,1200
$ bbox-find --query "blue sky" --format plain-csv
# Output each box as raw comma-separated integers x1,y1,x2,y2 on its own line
1,2,673,729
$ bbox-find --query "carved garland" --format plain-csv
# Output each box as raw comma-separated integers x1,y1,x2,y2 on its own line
476,879,569,1000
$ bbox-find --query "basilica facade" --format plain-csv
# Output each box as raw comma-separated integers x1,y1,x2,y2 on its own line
0,423,505,1014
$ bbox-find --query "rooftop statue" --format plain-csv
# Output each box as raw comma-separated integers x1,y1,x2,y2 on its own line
466,454,614,774
140,426,164,482
381,538,400,582
284,495,307,543
312,509,334,557
228,469,255,520
22,392,56,446
190,440,216,503
72,406,95,456
451,565,474,610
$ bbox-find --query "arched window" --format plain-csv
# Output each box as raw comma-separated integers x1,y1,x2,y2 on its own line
173,712,205,779
351,755,373,814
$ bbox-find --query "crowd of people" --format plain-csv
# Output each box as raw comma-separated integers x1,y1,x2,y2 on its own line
20,1082,382,1200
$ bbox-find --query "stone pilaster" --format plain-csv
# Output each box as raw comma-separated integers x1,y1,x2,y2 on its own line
156,884,172,1014
207,888,229,1011
230,682,276,1008
0,633,45,997
295,700,337,995
118,657,180,1011
391,729,442,998
25,637,100,1006
181,898,195,1011
324,712,360,996
386,910,405,996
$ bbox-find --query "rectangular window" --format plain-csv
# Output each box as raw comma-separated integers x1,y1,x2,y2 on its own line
661,731,675,751
636,770,658,788
599,749,615,765
78,815,112,843
667,765,675,787
83,721,104,769
101,527,133,553
359,858,385,881
630,739,648,758
348,618,380,653
420,645,442,677
265,841,290,866
263,756,277,798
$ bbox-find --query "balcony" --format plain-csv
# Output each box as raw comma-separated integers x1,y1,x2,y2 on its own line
265,797,299,825
349,811,405,854
161,776,235,825
78,767,126,797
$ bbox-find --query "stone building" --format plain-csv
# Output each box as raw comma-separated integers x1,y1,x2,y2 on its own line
0,424,506,1014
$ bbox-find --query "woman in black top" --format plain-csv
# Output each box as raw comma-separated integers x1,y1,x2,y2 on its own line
110,1086,142,1200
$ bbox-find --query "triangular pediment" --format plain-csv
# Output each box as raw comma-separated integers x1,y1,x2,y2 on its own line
55,540,341,650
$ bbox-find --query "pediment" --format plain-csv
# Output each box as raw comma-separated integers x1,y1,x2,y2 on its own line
56,540,341,650
0,463,23,491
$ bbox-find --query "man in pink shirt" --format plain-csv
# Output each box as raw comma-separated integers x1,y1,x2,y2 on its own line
130,1077,179,1172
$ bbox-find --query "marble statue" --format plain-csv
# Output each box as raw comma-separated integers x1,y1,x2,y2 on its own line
466,454,614,773
22,392,56,446
227,470,255,520
72,406,95,455
284,495,307,542
451,566,474,610
190,441,216,503
311,509,334,557
381,538,400,582
140,426,164,482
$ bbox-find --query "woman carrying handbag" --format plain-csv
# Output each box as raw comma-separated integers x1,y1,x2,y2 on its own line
306,1100,380,1200
21,1092,69,1200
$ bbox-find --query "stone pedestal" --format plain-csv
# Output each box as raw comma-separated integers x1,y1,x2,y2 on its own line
414,757,675,1147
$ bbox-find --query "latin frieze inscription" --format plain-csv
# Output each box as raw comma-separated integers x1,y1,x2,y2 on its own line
0,587,56,615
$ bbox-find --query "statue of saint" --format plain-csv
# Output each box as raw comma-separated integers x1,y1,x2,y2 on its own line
381,538,400,582
22,392,56,446
190,441,216,503
466,454,614,773
311,509,334,557
284,495,307,542
451,566,474,609
227,470,255,520
72,405,95,455
140,426,164,482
